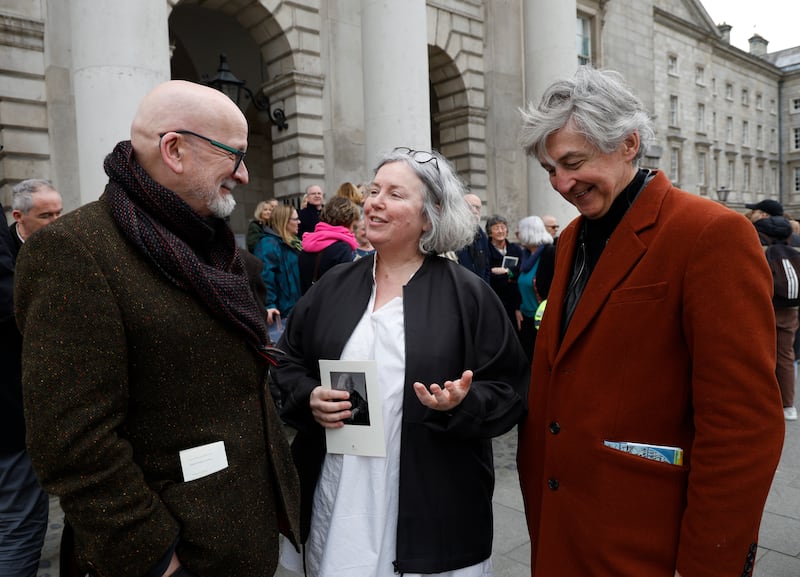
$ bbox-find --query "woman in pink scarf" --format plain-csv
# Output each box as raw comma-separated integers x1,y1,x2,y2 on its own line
299,196,360,293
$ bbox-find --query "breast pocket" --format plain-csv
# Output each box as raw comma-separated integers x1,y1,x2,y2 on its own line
607,281,668,304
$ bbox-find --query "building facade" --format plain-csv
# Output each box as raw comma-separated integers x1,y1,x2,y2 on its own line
2,0,799,236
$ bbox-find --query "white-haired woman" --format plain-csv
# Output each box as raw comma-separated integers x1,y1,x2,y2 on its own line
516,215,554,361
275,147,529,577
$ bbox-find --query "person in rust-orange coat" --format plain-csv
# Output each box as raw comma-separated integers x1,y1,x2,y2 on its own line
516,66,784,577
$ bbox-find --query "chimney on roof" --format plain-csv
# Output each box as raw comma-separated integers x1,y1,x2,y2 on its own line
718,23,732,44
749,33,769,56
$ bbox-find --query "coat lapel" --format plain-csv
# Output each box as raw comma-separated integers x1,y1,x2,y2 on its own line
549,171,669,363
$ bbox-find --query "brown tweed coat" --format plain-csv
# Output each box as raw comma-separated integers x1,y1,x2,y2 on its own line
14,193,300,577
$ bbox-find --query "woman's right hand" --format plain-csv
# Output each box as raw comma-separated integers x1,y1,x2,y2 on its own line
309,386,352,428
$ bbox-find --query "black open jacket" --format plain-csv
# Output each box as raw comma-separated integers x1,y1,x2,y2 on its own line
275,254,529,574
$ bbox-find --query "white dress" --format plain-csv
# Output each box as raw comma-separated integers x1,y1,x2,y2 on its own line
280,285,492,577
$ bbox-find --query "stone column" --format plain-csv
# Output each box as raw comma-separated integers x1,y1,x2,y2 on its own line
45,0,79,210
523,0,578,222
361,0,429,168
69,0,170,204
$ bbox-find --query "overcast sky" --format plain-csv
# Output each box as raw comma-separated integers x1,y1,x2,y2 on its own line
699,0,800,53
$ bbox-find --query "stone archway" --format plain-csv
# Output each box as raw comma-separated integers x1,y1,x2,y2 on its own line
238,1,325,201
427,4,488,200
166,0,325,231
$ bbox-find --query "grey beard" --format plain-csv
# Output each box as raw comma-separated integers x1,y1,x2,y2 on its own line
209,193,236,218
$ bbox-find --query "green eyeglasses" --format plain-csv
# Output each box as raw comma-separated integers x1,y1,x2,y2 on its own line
160,129,247,174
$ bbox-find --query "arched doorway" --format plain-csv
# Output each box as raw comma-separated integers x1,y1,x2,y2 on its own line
168,3,277,237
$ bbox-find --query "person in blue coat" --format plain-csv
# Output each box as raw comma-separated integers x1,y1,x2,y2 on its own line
253,203,302,328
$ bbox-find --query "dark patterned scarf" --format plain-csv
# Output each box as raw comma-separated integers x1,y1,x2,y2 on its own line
105,140,276,364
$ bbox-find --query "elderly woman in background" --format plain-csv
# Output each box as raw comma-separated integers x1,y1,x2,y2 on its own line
486,214,524,331
246,198,277,252
299,196,360,293
253,203,302,329
275,147,529,577
515,215,555,361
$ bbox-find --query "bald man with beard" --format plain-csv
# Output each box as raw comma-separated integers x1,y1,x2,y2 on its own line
14,81,300,577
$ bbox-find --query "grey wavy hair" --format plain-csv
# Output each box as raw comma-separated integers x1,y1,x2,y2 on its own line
12,179,56,213
372,148,475,254
517,215,553,248
519,66,654,167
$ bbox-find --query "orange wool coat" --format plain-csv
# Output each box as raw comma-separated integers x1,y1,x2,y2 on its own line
517,171,784,577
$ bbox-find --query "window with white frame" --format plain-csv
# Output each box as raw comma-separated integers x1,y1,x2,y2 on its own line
696,103,705,132
577,16,591,65
756,92,763,110
757,124,764,149
764,165,778,196
742,121,750,146
741,88,749,106
795,167,800,194
794,127,800,151
725,82,734,100
772,166,778,195
698,151,707,187
743,162,750,192
670,95,679,126
793,97,800,113
695,65,705,85
726,116,734,143
771,128,778,152
670,146,680,183
757,164,764,194
727,159,735,189
668,55,678,75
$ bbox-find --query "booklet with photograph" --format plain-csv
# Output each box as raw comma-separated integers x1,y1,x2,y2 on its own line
501,255,519,269
319,359,385,457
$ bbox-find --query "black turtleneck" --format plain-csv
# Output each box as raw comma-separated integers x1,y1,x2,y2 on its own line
582,168,650,272
561,168,651,336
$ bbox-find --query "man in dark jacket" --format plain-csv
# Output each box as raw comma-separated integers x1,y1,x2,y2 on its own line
456,193,491,282
755,215,800,420
1,177,62,577
14,80,299,577
297,184,324,238
0,197,51,577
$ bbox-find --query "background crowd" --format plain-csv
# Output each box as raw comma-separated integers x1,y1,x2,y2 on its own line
246,180,561,356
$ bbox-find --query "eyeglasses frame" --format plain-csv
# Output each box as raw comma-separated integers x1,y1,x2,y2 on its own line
393,146,440,172
159,129,247,175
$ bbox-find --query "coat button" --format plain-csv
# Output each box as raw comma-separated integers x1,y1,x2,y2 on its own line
548,478,559,490
549,421,561,434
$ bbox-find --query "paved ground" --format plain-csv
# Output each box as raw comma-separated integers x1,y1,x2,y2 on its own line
37,421,799,576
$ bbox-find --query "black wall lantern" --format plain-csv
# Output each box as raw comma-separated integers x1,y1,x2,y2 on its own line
204,53,288,131
716,186,730,203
